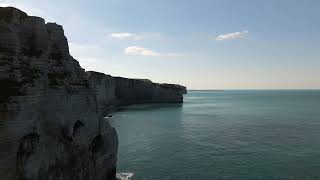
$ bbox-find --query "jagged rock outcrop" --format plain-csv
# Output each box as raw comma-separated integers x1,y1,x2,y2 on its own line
0,7,186,180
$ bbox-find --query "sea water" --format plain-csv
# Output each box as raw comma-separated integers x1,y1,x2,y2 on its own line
111,90,320,180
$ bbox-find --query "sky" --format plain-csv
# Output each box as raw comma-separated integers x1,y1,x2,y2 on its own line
1,0,320,89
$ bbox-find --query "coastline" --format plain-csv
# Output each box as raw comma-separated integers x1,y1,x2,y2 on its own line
0,7,186,180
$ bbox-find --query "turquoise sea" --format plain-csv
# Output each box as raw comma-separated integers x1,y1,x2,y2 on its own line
111,90,320,180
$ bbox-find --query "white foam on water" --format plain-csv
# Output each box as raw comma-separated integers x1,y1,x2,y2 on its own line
116,172,134,180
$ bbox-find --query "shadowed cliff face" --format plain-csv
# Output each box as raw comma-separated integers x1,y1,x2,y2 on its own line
0,7,186,180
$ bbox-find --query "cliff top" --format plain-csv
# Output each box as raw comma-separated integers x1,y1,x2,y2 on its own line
0,6,45,23
0,6,186,96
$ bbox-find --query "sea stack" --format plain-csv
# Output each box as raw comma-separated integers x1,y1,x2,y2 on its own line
0,7,186,180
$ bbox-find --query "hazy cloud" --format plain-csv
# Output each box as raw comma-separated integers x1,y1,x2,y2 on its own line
109,32,161,40
166,53,184,57
124,46,161,56
124,46,183,57
69,42,102,59
68,42,127,75
110,32,134,39
216,30,249,41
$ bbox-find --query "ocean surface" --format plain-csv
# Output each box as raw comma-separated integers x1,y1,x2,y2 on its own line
110,90,320,180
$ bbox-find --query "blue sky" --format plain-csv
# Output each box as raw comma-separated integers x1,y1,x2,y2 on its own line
1,0,320,89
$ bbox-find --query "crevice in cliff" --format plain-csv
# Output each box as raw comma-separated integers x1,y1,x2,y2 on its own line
90,134,104,155
16,132,40,178
72,120,84,137
60,126,73,143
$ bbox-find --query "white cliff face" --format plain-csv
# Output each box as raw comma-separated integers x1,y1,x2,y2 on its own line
0,7,118,180
0,7,186,180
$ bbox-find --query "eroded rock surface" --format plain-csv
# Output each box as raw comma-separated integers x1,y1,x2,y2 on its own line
0,7,186,180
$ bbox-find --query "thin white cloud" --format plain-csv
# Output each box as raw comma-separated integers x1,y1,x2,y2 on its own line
124,46,161,56
124,46,183,57
216,30,249,41
109,32,161,40
110,32,135,39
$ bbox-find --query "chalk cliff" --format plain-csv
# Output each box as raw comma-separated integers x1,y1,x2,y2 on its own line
0,7,186,180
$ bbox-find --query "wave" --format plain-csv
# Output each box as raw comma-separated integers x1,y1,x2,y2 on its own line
116,172,134,180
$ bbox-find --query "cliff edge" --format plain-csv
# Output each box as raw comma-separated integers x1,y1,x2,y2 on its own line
0,7,186,180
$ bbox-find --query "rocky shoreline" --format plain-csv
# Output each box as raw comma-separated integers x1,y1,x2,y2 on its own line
0,7,186,180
